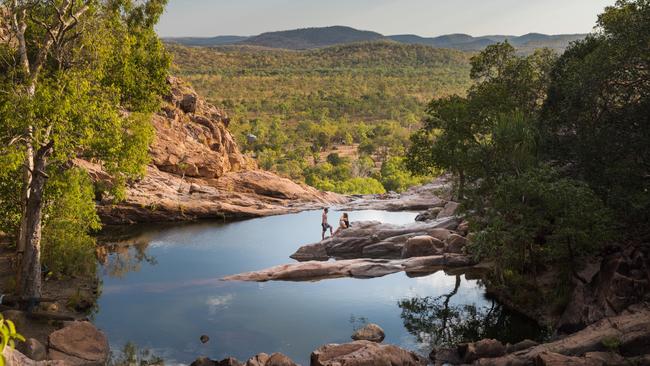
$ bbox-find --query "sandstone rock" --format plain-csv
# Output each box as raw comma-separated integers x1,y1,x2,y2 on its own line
48,321,109,364
446,234,469,254
245,353,269,366
401,236,443,258
429,347,462,365
217,357,244,366
4,347,65,365
48,349,93,365
506,339,539,353
534,352,591,365
457,220,469,235
223,254,475,282
266,353,297,366
351,323,385,343
311,340,426,366
584,352,626,365
191,357,216,366
437,201,460,218
427,228,453,242
340,179,449,212
18,338,47,361
458,339,506,363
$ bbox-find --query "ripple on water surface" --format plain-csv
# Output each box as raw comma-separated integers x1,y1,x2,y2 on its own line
95,210,544,365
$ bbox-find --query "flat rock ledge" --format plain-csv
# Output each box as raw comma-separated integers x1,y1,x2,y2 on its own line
222,254,474,282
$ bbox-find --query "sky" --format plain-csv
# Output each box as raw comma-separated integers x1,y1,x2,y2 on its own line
156,0,616,38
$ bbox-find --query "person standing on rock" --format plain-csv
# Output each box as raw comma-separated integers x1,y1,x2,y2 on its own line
322,208,333,240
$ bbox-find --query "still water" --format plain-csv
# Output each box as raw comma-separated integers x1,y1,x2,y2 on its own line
95,210,543,365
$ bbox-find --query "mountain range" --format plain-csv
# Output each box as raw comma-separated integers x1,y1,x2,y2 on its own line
163,25,587,53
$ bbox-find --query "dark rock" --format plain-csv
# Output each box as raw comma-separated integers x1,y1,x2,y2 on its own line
180,93,198,113
507,339,539,353
458,339,505,363
430,347,462,365
351,323,385,343
18,338,47,361
200,334,210,343
415,207,443,222
217,357,244,366
534,351,591,365
191,357,217,366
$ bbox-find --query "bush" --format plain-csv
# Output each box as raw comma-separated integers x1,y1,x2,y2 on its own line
468,167,613,283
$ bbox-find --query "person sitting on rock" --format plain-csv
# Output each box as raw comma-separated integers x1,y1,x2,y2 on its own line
322,208,333,240
334,213,351,236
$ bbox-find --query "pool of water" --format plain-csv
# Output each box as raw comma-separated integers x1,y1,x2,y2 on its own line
94,210,543,365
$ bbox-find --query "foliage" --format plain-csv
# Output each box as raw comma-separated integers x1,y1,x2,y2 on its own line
41,169,101,278
541,0,650,228
0,314,25,366
109,342,164,366
468,167,613,283
380,157,432,193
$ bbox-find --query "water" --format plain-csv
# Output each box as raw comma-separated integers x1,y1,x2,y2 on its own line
95,210,543,365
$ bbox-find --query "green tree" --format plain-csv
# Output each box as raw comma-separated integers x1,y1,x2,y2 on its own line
0,0,169,299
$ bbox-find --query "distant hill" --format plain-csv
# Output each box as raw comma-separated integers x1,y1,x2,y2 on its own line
241,26,384,49
164,35,249,47
163,26,587,53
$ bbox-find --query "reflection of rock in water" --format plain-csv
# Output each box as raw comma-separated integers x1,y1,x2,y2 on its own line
99,242,158,278
398,275,545,352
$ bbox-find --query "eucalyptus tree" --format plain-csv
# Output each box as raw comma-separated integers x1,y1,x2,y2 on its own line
0,0,169,299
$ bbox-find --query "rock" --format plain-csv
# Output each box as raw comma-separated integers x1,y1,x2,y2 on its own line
351,323,385,343
534,352,592,365
457,220,469,235
266,353,297,366
217,358,244,366
18,338,47,361
245,353,269,366
415,207,443,222
427,228,453,242
191,357,215,366
446,234,469,254
2,310,28,330
311,340,427,366
401,236,443,258
223,254,475,282
506,339,539,353
458,339,506,363
429,347,462,365
290,217,462,262
200,334,210,343
87,76,345,225
584,352,626,365
48,321,109,364
340,178,449,212
180,93,198,113
437,201,460,218
4,347,65,365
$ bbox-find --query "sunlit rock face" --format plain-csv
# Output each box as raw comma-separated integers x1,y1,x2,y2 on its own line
86,77,344,224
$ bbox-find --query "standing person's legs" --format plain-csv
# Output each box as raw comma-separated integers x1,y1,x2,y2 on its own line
322,223,327,240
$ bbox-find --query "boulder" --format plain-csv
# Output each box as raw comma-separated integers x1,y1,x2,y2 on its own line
446,234,468,254
534,352,592,365
427,228,453,242
415,207,443,222
191,357,216,366
266,353,297,366
245,353,269,366
351,323,385,343
217,358,244,366
200,334,210,343
457,220,470,235
18,338,47,361
180,93,198,113
48,321,109,365
3,347,64,365
506,339,539,353
458,339,506,363
311,340,426,366
437,201,460,218
401,236,443,258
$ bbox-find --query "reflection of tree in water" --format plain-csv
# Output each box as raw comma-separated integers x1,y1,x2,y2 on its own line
97,241,158,278
398,275,545,350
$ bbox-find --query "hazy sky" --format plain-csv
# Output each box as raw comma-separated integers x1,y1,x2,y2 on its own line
156,0,616,38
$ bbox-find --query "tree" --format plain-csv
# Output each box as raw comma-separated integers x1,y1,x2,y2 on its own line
541,0,650,228
0,0,169,299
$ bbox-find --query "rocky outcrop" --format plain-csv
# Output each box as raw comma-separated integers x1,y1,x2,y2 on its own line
290,218,461,261
222,254,474,282
311,340,427,366
2,347,65,365
433,303,650,365
91,77,344,224
190,353,297,366
557,243,650,333
351,323,385,343
339,179,450,212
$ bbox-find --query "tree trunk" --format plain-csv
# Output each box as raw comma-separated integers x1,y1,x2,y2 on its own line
16,144,51,300
457,170,466,201
15,140,33,271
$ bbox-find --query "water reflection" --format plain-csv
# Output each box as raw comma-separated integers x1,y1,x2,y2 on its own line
398,275,546,349
98,242,158,278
